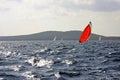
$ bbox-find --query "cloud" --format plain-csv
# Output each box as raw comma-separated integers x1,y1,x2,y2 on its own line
62,0,120,12
93,0,120,12
0,0,120,36
1,0,120,15
0,0,22,12
0,7,10,12
72,0,95,5
114,0,120,2
0,0,119,22
5,0,22,2
1,0,120,13
28,0,120,19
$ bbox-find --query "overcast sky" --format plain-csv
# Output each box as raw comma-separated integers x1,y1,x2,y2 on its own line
0,0,120,36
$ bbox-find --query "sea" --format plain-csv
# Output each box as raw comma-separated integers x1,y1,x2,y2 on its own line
0,40,120,80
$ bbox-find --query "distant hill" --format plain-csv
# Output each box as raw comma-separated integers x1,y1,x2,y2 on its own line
0,31,119,41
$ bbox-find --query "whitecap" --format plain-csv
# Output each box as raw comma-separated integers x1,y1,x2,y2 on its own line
62,60,73,65
36,59,54,68
22,71,34,78
0,65,24,71
54,72,61,79
0,51,16,57
26,56,39,66
39,47,48,52
67,48,76,53
10,65,24,71
0,77,4,80
26,57,53,68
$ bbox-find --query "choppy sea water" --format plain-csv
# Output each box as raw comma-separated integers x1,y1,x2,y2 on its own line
0,40,120,80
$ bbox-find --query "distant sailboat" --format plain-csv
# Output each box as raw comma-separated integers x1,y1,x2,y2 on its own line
99,36,102,41
79,21,92,43
53,36,57,41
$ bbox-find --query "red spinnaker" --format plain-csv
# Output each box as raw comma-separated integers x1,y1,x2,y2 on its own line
79,22,92,43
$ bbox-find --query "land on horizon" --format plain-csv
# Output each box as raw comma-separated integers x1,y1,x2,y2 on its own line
0,31,120,41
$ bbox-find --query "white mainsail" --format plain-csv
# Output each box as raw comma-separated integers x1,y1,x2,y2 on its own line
99,36,102,41
53,36,57,41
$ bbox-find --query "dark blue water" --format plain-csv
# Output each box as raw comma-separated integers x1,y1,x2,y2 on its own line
0,40,120,80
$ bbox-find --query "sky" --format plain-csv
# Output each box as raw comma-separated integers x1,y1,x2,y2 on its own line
0,0,120,36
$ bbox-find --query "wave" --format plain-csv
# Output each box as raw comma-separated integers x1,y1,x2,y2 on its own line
0,40,120,80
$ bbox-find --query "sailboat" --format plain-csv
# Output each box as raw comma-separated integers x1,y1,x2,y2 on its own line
79,21,92,43
53,36,57,41
99,36,102,41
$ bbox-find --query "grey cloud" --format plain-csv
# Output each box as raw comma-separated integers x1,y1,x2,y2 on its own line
93,0,120,11
32,0,120,17
0,0,22,12
61,0,120,12
0,7,10,12
6,0,22,3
